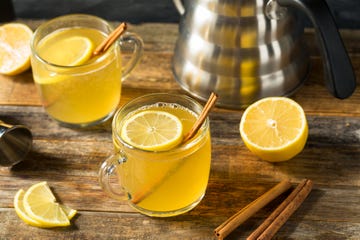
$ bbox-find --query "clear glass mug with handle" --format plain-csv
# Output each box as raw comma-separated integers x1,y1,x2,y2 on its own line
31,14,143,127
99,93,212,217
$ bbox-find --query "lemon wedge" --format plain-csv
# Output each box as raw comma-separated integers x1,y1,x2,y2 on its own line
14,188,77,227
14,189,43,227
239,97,308,162
38,33,94,66
120,110,183,151
60,204,78,220
0,23,33,75
14,181,77,227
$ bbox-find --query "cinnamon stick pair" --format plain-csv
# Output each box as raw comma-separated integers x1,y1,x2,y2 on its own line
214,179,313,240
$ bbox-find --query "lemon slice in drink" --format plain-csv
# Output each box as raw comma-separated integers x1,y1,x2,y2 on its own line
121,110,183,151
0,23,33,75
22,182,73,227
38,33,94,66
239,97,308,162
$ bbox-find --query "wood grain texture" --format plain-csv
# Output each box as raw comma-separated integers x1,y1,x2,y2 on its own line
0,22,359,239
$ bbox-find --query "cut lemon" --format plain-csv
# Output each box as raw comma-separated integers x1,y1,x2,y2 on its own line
14,183,77,228
22,182,73,227
14,189,43,227
0,23,33,75
60,204,78,220
121,110,183,151
239,97,308,162
37,32,94,66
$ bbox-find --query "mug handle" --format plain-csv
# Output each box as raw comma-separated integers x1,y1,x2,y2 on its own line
98,151,128,200
119,32,144,80
173,0,185,15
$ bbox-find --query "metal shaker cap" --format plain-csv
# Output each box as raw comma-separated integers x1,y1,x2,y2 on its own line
0,121,33,167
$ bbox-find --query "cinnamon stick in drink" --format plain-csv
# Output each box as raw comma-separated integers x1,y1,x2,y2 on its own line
182,92,218,143
92,22,127,56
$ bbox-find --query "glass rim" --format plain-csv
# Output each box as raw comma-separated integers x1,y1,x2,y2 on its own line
30,13,117,69
112,93,210,154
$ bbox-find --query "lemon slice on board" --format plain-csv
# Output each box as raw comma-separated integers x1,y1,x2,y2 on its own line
21,181,75,227
239,97,308,162
38,33,94,66
60,204,78,220
14,189,43,227
14,183,77,228
0,23,33,75
120,110,183,151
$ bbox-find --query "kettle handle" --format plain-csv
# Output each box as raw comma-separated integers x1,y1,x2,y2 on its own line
173,0,185,15
277,0,356,99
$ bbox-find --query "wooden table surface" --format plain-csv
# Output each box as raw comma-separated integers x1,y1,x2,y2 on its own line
1,21,359,239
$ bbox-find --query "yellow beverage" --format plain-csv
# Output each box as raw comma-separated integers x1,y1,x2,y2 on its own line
115,102,211,216
31,27,122,126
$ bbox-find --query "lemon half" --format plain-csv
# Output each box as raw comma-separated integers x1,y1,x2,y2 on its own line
239,97,308,162
0,23,33,75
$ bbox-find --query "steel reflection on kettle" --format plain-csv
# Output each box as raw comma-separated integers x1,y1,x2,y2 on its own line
172,0,356,108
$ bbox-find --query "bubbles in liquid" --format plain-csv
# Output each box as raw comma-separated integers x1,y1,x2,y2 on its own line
132,102,198,132
138,102,197,117
153,102,179,109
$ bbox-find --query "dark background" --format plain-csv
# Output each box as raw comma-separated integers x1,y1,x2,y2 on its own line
3,0,360,29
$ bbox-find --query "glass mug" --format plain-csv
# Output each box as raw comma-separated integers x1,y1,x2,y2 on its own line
99,93,212,217
30,14,143,127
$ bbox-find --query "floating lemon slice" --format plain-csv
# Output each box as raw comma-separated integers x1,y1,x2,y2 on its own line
18,181,76,227
38,33,94,66
0,23,33,75
239,97,308,162
121,110,183,151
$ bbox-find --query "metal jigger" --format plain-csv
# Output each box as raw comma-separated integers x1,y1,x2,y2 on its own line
0,120,32,167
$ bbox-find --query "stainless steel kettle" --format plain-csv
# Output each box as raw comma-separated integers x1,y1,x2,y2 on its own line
172,0,356,108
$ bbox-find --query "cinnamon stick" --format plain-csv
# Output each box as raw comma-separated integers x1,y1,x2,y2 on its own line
246,179,309,240
182,92,218,143
214,179,292,240
92,22,127,56
255,179,313,240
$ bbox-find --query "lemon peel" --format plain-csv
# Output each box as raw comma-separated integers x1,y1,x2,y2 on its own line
239,97,308,162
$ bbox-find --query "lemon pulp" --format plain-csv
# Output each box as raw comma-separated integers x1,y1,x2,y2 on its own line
239,97,308,162
14,181,77,228
121,110,183,151
37,29,94,66
0,23,33,75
